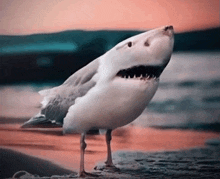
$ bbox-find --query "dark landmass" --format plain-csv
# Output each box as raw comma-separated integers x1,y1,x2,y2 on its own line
0,148,75,179
0,27,219,83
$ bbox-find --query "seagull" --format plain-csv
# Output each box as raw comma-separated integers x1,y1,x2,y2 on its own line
22,25,174,177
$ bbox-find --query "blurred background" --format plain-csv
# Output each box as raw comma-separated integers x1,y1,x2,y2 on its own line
0,0,220,131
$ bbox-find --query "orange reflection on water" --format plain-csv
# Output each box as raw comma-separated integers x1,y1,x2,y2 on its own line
0,124,219,172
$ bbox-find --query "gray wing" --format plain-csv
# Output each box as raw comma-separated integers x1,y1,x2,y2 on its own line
21,58,99,128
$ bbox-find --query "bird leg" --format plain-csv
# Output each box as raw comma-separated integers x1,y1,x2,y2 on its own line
104,129,120,171
79,132,98,177
79,132,86,175
93,129,120,172
105,129,113,166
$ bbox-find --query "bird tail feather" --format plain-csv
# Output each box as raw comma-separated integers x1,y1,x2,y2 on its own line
21,113,62,128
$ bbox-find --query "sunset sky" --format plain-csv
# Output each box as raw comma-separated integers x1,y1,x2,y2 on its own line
0,0,219,35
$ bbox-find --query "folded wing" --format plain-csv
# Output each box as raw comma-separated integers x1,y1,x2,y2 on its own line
21,58,99,128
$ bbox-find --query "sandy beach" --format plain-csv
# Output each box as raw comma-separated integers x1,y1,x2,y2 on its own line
1,118,220,178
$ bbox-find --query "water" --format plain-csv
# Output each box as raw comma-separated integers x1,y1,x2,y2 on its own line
0,52,220,131
136,52,220,131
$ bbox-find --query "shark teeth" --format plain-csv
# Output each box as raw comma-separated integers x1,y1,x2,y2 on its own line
119,74,158,81
116,65,163,81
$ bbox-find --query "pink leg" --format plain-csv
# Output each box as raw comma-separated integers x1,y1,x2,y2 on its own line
79,132,98,177
79,132,86,175
93,129,120,172
105,129,113,166
104,130,120,171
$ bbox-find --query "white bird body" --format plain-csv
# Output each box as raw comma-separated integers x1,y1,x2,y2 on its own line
64,75,159,133
22,26,174,177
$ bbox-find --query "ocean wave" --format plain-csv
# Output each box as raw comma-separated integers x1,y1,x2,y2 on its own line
159,79,220,89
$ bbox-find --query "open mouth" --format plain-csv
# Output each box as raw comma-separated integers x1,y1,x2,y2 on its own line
116,65,164,80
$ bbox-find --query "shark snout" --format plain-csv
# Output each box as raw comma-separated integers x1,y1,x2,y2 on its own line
163,25,174,37
164,25,173,31
143,25,174,46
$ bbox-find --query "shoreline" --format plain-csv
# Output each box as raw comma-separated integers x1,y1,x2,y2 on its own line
2,144,220,178
1,122,219,176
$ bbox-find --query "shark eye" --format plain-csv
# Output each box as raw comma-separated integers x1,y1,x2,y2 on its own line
144,40,150,46
127,42,132,47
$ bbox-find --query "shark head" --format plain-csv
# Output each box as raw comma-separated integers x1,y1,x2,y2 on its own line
97,25,174,83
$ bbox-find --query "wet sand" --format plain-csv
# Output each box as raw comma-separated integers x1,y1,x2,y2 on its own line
0,120,219,178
